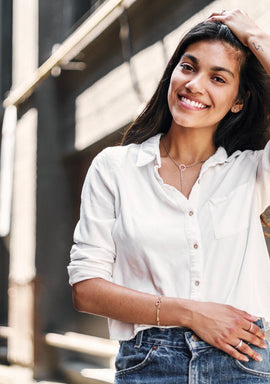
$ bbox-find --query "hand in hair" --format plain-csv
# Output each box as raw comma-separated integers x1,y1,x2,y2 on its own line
207,9,261,47
208,9,270,78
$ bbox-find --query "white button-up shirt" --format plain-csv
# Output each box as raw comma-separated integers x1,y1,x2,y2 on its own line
68,133,270,340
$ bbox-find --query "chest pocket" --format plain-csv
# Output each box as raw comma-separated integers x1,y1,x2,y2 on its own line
208,183,252,239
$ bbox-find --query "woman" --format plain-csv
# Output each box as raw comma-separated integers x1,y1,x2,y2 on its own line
68,10,270,383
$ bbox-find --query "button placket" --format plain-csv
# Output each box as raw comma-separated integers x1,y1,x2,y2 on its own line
190,240,202,299
185,206,202,300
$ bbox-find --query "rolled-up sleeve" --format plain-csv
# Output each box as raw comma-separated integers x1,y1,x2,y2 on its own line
68,149,116,286
256,140,270,213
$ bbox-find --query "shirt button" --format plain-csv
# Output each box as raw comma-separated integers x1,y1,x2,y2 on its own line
189,211,194,216
195,280,200,286
193,243,199,249
198,179,201,184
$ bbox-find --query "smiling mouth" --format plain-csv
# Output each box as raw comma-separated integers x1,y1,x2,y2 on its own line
178,95,209,109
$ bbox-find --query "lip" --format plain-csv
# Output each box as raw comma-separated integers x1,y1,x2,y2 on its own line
177,94,210,111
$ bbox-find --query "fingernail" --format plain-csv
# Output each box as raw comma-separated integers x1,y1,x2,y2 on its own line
262,343,267,349
243,356,249,362
255,355,262,361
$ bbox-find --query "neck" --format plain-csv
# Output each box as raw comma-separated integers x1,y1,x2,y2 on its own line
162,124,216,164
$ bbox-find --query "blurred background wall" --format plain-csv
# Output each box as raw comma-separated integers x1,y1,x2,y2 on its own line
0,0,270,383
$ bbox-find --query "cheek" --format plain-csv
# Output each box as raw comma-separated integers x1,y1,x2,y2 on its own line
214,87,238,108
167,75,179,102
169,73,180,90
167,83,174,109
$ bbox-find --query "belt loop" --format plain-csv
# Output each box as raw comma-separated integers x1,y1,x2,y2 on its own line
135,330,144,348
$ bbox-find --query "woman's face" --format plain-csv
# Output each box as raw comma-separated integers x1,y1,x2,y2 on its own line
167,40,244,133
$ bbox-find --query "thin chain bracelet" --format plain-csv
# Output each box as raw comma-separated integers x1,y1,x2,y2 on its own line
155,296,162,326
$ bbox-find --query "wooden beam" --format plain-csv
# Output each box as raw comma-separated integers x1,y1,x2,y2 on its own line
45,332,118,358
3,0,137,108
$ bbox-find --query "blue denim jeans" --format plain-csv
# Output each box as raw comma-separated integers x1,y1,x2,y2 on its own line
114,319,270,383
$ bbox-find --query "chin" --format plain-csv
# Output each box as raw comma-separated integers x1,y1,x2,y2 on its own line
172,118,197,128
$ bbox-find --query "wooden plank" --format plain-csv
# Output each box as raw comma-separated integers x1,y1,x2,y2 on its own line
0,326,12,339
45,332,118,358
3,0,137,108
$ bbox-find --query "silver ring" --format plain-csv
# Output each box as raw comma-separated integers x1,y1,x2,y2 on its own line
235,340,243,349
248,323,253,332
221,9,226,14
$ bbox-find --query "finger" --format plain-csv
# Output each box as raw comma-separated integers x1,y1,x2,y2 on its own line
227,310,259,331
236,309,259,323
206,11,227,21
250,323,266,340
222,343,249,362
235,340,262,362
207,12,223,18
241,330,267,349
206,14,226,22
243,321,266,339
241,319,266,341
240,319,265,338
207,10,227,17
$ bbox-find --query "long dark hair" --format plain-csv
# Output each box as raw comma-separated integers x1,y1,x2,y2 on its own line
121,21,270,155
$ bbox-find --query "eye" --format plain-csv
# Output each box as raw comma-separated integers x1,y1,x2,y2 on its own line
180,63,194,72
212,76,226,84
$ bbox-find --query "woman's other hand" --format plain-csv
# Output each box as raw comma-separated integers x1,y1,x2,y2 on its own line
189,301,267,362
206,9,262,47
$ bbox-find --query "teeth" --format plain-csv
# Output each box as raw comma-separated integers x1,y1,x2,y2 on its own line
181,97,206,109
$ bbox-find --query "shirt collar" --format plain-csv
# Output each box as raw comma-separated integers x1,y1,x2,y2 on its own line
136,133,162,167
203,147,242,170
136,133,242,168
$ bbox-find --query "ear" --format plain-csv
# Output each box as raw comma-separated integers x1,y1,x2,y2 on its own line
231,99,244,114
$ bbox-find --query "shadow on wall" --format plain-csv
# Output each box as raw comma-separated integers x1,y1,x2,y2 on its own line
0,238,8,325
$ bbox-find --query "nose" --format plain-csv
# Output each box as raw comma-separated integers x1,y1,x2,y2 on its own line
185,74,206,94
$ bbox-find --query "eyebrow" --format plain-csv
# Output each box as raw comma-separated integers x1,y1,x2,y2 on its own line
181,53,235,78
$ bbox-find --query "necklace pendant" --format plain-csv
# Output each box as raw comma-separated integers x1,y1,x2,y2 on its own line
179,164,186,171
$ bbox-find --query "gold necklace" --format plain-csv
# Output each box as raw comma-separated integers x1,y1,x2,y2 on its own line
162,136,206,193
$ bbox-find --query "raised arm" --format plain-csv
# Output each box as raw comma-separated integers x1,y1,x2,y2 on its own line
207,9,270,76
208,9,270,212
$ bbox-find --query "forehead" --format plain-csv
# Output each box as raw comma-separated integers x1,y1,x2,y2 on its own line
182,40,242,75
